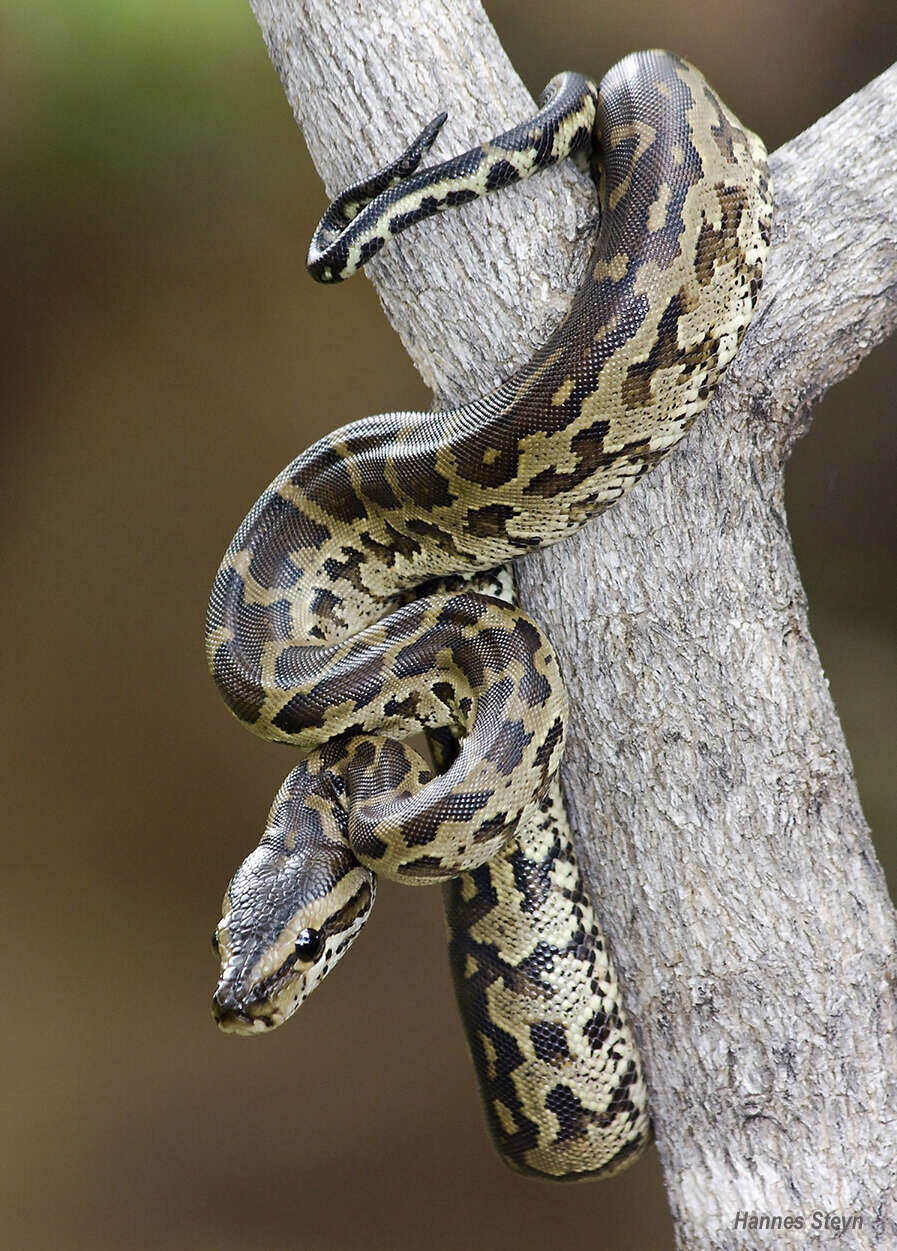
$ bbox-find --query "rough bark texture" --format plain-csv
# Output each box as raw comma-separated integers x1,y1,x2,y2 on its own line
250,2,897,1245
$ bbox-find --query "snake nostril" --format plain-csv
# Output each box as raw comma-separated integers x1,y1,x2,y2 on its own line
211,983,254,1028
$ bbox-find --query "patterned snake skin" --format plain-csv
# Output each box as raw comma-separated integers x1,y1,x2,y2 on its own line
208,50,772,1180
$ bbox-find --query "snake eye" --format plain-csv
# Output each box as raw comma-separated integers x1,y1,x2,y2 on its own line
294,928,323,961
211,930,220,955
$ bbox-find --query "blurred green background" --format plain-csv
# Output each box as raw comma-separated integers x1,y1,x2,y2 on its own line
3,3,895,1249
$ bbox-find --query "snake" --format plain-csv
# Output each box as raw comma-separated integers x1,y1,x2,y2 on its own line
208,49,772,1180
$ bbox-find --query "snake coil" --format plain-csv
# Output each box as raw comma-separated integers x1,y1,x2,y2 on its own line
208,50,772,1180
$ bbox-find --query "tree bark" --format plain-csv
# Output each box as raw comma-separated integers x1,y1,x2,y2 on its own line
249,1,897,1244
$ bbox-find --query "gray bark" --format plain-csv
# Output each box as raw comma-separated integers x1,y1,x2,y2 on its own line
249,1,897,1245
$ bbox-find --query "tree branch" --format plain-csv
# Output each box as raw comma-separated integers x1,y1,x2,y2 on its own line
250,1,897,1244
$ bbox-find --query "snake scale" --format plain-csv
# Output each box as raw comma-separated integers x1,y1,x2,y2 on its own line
209,49,772,1180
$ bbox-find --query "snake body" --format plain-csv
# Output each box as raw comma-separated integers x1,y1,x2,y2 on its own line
209,50,772,1180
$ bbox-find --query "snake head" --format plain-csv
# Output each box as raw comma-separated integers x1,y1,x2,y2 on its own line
211,766,376,1035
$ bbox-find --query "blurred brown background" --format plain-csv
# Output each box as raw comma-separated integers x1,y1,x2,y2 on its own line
3,2,895,1248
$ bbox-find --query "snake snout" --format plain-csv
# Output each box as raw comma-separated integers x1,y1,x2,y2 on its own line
211,979,273,1035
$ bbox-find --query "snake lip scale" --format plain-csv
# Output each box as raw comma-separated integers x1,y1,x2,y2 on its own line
208,49,772,1180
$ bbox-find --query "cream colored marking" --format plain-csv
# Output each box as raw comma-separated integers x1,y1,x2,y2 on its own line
493,1098,519,1135
482,143,538,177
480,1034,499,1082
206,624,234,653
607,120,657,211
647,182,672,232
551,378,575,407
592,311,620,345
592,251,629,284
214,913,234,963
227,550,289,608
